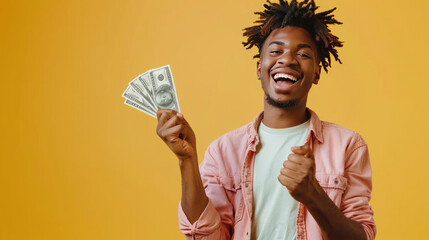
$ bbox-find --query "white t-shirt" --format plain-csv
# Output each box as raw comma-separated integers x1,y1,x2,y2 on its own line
251,119,310,240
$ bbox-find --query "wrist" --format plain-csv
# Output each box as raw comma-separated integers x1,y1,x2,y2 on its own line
178,154,198,168
302,179,325,207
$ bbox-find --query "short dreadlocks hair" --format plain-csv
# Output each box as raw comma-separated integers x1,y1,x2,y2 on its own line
243,0,343,72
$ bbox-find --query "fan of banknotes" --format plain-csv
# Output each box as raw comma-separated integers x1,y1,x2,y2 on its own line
122,65,180,118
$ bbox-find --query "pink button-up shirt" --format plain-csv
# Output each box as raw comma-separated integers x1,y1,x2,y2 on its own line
178,109,376,240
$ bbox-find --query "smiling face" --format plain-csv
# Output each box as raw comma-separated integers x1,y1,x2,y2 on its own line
257,26,321,110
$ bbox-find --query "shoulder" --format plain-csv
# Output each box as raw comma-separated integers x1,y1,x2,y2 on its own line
320,121,367,152
207,122,252,153
315,120,371,173
201,122,252,175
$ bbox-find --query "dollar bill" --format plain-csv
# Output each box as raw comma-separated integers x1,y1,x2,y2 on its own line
129,73,157,111
149,65,180,112
123,64,180,117
124,99,156,118
122,86,157,114
137,72,155,101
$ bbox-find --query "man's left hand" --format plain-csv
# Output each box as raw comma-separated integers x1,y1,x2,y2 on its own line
278,145,320,204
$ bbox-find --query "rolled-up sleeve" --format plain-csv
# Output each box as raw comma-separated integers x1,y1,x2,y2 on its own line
342,134,376,240
178,200,223,239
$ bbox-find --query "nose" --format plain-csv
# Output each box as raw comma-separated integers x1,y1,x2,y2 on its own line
277,51,298,66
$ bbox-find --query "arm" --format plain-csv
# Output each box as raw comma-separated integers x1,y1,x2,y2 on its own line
299,177,366,239
340,142,376,239
278,145,370,240
156,109,208,223
157,109,234,239
179,155,209,223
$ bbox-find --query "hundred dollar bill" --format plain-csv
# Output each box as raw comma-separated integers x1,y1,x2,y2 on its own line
137,72,155,101
149,65,180,112
124,99,156,118
122,86,157,114
129,73,157,111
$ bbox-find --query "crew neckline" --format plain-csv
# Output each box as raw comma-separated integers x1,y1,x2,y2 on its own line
259,119,310,135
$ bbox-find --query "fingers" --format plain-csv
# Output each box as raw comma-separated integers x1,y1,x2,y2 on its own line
157,112,169,130
156,109,188,141
286,153,314,169
159,124,183,142
280,166,303,179
281,159,309,179
157,109,181,130
156,109,177,119
163,115,181,129
277,173,298,190
283,158,305,172
280,148,316,183
157,115,181,136
290,145,315,169
291,144,314,159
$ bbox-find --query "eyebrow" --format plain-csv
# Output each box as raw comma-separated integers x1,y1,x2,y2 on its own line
268,41,313,50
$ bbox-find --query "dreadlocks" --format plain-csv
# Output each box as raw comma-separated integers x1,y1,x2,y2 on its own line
243,0,343,72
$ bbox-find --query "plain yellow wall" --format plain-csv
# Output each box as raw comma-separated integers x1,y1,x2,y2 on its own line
1,0,428,239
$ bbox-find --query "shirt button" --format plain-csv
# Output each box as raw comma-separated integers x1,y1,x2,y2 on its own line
334,180,339,184
245,183,249,188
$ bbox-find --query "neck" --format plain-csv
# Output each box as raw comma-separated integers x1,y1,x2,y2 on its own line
262,101,309,129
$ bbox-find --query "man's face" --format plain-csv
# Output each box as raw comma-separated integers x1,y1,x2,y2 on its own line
257,26,321,109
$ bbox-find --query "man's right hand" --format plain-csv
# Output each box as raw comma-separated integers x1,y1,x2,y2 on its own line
156,109,197,161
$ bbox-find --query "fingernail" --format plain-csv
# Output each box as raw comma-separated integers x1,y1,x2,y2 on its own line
177,112,183,118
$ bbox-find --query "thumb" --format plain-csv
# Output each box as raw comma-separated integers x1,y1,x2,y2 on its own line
291,145,314,159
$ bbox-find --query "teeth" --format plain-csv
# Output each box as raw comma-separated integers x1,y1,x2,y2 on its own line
273,73,298,82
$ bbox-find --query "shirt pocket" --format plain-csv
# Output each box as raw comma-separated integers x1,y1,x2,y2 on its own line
316,174,348,207
219,175,245,224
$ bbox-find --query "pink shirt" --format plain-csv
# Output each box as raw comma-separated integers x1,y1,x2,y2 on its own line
178,109,376,240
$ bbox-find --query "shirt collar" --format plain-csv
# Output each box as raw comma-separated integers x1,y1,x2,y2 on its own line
246,108,324,150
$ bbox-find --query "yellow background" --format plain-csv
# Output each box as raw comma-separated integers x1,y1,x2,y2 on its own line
1,0,428,239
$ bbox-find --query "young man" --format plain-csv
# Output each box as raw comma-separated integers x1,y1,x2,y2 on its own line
156,0,376,239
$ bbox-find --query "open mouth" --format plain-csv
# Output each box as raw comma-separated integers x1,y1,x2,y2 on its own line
273,73,300,83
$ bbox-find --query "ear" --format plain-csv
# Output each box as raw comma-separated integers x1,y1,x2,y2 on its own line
256,60,261,80
313,65,321,85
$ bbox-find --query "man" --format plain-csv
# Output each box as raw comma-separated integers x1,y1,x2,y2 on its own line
156,0,376,239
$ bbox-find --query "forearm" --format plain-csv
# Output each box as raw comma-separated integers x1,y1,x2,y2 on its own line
304,183,366,240
179,155,209,224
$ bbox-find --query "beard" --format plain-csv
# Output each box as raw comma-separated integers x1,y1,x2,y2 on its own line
265,94,297,109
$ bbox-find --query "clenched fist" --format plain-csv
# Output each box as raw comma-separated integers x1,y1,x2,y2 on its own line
156,109,197,161
278,145,320,204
